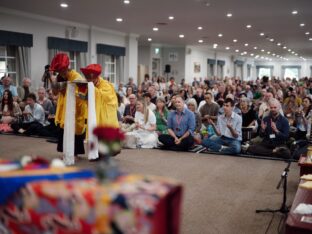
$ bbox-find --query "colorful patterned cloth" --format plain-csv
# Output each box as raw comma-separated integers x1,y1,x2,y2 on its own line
0,175,182,234
0,167,94,205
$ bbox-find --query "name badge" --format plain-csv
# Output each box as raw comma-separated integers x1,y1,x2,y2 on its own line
269,134,276,139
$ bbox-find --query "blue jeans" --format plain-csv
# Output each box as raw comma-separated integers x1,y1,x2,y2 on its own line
202,135,241,155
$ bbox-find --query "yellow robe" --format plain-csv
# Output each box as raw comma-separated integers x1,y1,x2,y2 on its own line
55,70,87,135
94,78,119,128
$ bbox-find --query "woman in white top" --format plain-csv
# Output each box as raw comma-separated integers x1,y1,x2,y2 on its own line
125,99,158,148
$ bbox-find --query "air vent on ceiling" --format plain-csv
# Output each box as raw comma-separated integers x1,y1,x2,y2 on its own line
156,22,168,26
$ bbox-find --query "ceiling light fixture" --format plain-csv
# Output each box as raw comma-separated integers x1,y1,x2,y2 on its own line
267,51,271,54
244,43,249,47
292,10,298,15
226,13,232,18
246,25,252,29
153,27,159,31
261,49,265,52
233,39,238,43
250,53,254,56
309,38,312,41
123,0,130,4
60,3,68,8
291,51,295,54
254,46,258,49
300,23,305,27
235,49,239,52
148,38,152,42
259,32,265,36
283,46,287,49
270,38,274,42
213,43,218,49
116,18,123,22
277,43,281,46
179,34,185,38
218,33,223,37
225,47,230,50
288,49,291,52
169,16,174,20
197,26,203,30
306,32,310,35
198,39,203,43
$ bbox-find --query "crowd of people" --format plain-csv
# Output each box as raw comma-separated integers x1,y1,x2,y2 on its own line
1,61,312,159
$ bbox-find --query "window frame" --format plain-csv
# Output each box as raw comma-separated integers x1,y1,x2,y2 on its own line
0,45,17,83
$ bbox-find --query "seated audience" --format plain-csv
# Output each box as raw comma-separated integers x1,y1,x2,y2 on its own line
0,76,18,101
37,87,53,123
159,96,195,151
11,93,46,135
187,98,202,133
154,96,169,135
199,92,219,126
294,96,312,140
123,94,136,124
0,90,22,132
143,92,156,111
17,77,35,109
124,99,158,148
201,98,242,154
247,98,290,158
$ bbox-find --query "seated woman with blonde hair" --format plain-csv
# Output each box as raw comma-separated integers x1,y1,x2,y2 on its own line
124,99,158,148
0,90,22,132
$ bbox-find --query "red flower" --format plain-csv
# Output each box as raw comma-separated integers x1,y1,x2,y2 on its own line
93,126,125,141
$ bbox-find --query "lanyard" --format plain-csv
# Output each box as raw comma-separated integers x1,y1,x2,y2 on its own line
175,113,184,128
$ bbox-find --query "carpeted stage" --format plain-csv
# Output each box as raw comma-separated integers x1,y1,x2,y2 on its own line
0,134,300,234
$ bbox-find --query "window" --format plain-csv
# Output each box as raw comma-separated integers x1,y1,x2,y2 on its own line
0,46,17,83
104,55,116,83
256,66,273,79
283,66,300,79
209,64,214,77
217,64,223,78
99,54,123,84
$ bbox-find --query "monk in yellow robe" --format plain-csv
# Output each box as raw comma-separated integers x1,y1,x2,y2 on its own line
80,64,119,128
50,53,87,156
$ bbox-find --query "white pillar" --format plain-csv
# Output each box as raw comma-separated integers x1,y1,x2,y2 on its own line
89,26,96,64
125,34,139,84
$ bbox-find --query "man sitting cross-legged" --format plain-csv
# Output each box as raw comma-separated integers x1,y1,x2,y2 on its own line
201,98,242,155
246,98,290,158
158,96,195,151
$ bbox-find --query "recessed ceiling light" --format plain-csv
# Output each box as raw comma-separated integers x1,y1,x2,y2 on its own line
197,26,203,30
269,38,274,42
153,27,159,31
306,32,310,35
288,49,291,52
309,38,312,41
235,49,239,52
226,13,232,18
267,51,271,54
291,51,295,54
225,47,230,50
169,16,174,20
244,43,249,47
254,46,258,49
124,0,130,4
283,46,287,49
261,49,265,52
246,25,252,29
277,43,281,46
250,53,254,56
179,34,185,38
240,53,244,56
292,10,298,15
259,32,265,36
60,3,68,8
295,53,298,56
148,38,152,42
272,53,276,56
198,39,203,43
116,18,123,22
300,23,305,27
213,43,218,48
218,33,223,37
233,39,238,43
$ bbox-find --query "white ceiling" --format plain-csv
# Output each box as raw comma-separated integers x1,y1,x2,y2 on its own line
1,0,312,59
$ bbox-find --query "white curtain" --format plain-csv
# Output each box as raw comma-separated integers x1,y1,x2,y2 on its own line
77,52,87,71
97,54,111,79
16,46,31,87
48,49,59,64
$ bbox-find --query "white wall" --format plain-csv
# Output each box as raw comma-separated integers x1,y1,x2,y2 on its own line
161,47,185,83
0,7,137,89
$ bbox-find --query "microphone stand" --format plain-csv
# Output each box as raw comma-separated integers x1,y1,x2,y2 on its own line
256,160,291,214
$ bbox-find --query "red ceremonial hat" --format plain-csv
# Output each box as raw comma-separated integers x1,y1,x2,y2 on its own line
50,53,70,72
80,64,102,77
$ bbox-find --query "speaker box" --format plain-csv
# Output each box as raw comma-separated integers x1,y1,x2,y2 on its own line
165,64,171,73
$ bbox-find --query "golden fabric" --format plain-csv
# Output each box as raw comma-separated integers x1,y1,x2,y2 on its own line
55,70,87,135
94,78,119,128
